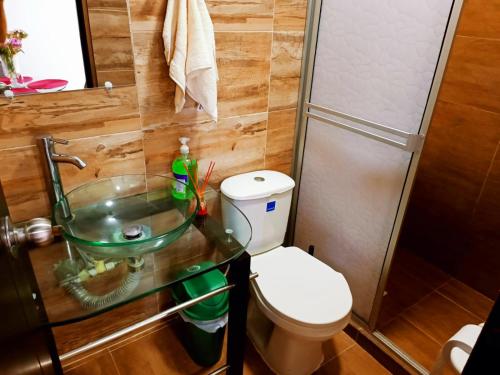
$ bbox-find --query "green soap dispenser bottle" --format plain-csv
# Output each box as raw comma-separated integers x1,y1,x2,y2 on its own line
172,137,197,200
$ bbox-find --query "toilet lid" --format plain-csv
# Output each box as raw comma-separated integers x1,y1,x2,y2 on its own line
251,246,352,327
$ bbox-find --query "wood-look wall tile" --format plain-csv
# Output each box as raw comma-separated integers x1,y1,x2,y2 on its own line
129,0,167,32
216,32,272,118
129,29,273,126
132,31,171,112
0,86,140,149
457,0,500,39
88,9,132,38
411,100,500,221
132,31,212,128
460,146,500,299
0,132,144,222
439,36,500,113
89,8,135,80
58,131,145,192
96,69,136,87
265,109,296,175
206,0,274,32
274,0,307,32
93,36,135,71
401,99,500,283
135,31,272,125
87,0,127,9
269,32,304,111
0,146,49,222
144,113,267,184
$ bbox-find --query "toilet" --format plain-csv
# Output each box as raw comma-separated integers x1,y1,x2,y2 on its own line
221,170,353,375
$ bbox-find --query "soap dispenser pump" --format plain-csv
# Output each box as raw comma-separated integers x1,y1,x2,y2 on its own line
172,137,197,199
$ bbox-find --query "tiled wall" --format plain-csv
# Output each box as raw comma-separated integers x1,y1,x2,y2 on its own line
0,0,306,223
401,0,500,299
88,0,136,86
0,0,306,354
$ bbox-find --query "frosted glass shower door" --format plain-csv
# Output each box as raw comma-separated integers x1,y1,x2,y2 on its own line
294,0,455,323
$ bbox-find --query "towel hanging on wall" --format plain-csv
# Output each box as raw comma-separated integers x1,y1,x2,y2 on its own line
163,0,218,121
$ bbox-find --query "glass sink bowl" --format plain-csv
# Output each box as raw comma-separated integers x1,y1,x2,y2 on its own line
54,175,200,258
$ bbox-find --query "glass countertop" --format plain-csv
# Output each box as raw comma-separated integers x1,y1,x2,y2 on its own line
29,188,251,326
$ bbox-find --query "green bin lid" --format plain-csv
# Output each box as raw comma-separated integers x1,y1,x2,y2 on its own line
172,261,229,321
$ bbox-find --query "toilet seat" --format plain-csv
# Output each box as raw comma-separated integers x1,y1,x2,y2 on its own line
251,246,352,338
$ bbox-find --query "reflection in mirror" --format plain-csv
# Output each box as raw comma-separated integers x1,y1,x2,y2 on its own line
0,0,135,97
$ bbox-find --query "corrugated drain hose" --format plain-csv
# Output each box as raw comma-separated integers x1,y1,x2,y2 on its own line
64,271,142,310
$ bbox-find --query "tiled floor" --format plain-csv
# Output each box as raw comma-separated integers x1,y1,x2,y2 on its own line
62,320,390,375
377,249,494,370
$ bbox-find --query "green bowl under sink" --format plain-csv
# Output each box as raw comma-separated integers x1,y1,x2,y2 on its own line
54,175,200,258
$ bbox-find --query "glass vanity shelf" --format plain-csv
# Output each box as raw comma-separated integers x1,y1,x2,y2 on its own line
29,188,251,326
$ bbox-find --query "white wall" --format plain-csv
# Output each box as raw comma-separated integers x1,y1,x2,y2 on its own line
4,0,86,90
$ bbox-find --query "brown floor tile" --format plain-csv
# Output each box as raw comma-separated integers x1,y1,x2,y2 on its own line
244,339,273,375
380,317,441,370
377,292,406,328
437,278,494,321
64,351,119,375
322,331,356,363
395,249,451,290
381,261,434,320
61,321,170,370
110,323,223,375
317,345,391,375
402,292,482,345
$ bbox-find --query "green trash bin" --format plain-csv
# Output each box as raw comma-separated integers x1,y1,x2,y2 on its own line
172,261,229,367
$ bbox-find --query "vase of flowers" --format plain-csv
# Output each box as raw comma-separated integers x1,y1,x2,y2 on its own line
0,29,28,88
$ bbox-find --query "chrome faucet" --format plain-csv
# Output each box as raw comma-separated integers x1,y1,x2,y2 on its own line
37,136,86,219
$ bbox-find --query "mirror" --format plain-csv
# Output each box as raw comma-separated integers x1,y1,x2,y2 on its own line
0,0,135,97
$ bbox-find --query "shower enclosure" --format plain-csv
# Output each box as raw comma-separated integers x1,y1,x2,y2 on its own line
291,0,464,372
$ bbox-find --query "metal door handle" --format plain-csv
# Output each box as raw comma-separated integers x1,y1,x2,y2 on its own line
305,102,425,152
1,215,54,256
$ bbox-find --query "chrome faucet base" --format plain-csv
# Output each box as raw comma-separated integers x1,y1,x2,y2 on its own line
37,135,87,220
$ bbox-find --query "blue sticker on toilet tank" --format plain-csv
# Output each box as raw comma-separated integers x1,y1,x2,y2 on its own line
266,201,276,212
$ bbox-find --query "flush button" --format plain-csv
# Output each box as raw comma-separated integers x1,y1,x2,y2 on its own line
254,176,265,182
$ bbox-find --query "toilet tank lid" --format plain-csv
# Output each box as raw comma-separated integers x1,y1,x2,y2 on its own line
221,170,295,200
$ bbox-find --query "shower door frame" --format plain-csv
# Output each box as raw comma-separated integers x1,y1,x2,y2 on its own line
289,0,464,348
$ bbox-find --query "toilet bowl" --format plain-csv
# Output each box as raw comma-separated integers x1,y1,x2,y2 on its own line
249,246,352,374
221,170,353,375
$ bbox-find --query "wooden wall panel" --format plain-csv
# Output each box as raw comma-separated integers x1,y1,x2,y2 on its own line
0,86,140,149
274,0,307,31
0,131,144,222
144,112,268,184
269,31,304,111
216,32,272,118
401,0,500,298
265,109,296,174
206,0,274,32
88,2,135,86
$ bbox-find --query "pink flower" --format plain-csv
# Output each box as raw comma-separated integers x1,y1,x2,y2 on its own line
8,38,22,49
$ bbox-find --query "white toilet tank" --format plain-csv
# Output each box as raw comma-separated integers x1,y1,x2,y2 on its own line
221,170,295,255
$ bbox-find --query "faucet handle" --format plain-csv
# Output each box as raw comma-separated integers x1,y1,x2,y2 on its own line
52,138,69,145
